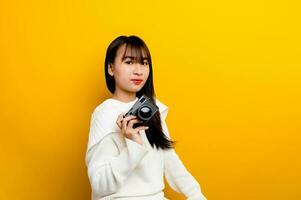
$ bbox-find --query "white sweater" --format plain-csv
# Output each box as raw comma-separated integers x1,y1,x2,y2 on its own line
85,97,207,200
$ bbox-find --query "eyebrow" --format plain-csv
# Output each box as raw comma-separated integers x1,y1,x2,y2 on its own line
123,56,148,60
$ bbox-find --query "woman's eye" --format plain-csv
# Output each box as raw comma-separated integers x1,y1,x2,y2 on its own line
125,60,133,64
143,62,149,65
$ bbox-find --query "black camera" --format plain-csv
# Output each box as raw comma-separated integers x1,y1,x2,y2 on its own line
123,94,159,128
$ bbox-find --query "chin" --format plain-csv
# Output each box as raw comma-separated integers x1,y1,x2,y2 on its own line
125,86,136,91
128,87,142,93
131,88,142,93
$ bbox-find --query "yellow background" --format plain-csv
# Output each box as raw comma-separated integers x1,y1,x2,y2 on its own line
1,0,300,199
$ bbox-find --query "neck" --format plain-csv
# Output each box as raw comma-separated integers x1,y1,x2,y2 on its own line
111,88,136,103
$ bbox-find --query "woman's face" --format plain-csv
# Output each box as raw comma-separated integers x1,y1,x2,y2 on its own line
108,44,150,94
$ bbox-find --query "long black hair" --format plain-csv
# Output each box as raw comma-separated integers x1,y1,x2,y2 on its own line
104,35,177,150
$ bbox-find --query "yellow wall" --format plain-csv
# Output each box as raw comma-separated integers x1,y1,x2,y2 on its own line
1,0,300,199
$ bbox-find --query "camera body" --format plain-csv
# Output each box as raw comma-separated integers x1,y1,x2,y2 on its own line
123,94,159,128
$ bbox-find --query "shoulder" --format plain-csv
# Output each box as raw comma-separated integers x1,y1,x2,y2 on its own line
91,98,125,123
90,98,122,132
155,97,169,120
92,98,114,116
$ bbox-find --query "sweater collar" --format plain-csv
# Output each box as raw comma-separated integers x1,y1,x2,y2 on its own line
107,97,138,105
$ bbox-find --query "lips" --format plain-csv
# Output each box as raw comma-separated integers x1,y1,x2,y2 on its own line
131,79,143,85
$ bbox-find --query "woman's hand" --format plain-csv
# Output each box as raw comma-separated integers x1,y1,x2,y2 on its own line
116,112,149,145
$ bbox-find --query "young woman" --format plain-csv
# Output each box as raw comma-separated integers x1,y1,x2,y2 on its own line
85,35,207,200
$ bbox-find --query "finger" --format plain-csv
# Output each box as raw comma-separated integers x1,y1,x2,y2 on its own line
118,113,123,119
135,126,149,132
121,115,136,133
123,114,136,120
116,113,124,128
122,117,128,133
116,120,121,129
116,116,121,128
127,119,142,129
122,115,137,125
122,116,137,135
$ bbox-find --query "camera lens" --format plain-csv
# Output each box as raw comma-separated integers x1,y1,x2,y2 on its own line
139,106,152,119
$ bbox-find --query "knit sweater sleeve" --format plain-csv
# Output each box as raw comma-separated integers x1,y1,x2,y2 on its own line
85,124,150,197
161,118,207,200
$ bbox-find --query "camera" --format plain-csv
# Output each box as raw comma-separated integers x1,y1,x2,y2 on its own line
123,94,159,128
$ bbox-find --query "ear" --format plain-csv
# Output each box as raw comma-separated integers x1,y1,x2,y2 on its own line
108,63,114,76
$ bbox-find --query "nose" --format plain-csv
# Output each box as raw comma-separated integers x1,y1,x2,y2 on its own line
133,63,143,76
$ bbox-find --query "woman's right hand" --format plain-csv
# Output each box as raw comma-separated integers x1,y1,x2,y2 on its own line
116,112,149,145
